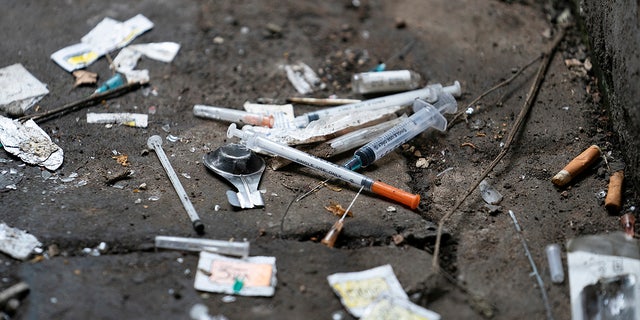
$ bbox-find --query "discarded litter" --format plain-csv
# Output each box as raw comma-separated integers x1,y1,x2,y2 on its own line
203,144,266,209
87,112,148,128
72,70,98,88
283,61,325,95
351,70,422,94
94,74,125,94
545,243,564,284
155,235,250,258
0,222,42,260
293,81,461,128
343,92,457,171
148,135,204,234
567,232,640,320
112,42,181,83
620,213,636,238
193,105,274,128
479,179,503,205
0,63,49,115
360,294,442,320
194,252,276,297
243,102,294,129
0,116,64,170
327,115,407,155
189,303,229,320
287,96,361,106
605,170,624,213
552,145,601,187
51,14,154,72
321,186,363,248
327,264,408,318
0,164,23,192
228,124,420,209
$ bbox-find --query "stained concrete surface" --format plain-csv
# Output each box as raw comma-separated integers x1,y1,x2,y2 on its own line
0,1,637,319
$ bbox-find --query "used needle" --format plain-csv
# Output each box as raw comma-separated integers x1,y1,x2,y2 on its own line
321,185,364,248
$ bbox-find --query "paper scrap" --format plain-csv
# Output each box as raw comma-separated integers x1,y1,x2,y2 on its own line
0,116,63,170
0,64,49,113
361,294,442,320
112,42,180,83
86,112,148,128
284,62,325,95
72,70,98,87
327,265,408,318
51,14,154,72
0,222,42,260
194,252,277,297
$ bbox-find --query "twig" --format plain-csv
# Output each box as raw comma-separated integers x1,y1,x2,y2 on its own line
448,55,542,129
19,81,143,123
508,210,553,320
432,26,567,271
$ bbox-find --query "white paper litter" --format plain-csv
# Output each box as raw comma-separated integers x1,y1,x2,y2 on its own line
0,64,49,113
0,116,63,170
86,112,148,128
284,62,325,95
0,222,42,260
51,14,154,72
327,265,408,318
194,252,277,297
361,294,442,320
112,42,180,83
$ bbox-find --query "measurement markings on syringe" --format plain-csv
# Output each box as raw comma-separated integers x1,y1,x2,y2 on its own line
294,157,359,184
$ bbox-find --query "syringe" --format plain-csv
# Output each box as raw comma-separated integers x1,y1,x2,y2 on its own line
227,124,420,209
193,104,275,128
293,81,461,128
343,92,457,171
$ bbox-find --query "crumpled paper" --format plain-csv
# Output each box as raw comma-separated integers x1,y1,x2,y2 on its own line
0,116,63,170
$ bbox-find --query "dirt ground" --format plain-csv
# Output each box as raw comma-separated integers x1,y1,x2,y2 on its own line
1,0,637,319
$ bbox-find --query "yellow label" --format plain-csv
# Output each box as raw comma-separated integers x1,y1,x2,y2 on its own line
66,51,99,65
332,277,390,308
364,299,432,320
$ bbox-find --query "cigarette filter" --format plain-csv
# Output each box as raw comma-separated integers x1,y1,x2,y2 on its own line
551,145,601,187
605,170,624,213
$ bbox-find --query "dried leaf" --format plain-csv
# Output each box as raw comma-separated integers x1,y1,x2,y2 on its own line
72,70,98,87
112,154,130,167
324,201,353,217
392,234,405,245
324,183,342,192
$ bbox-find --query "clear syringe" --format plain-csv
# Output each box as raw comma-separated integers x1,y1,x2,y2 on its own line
155,235,249,258
194,104,274,128
227,124,420,209
343,92,457,171
293,81,461,128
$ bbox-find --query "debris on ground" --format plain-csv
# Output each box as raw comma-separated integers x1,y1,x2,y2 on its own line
0,116,63,170
0,63,49,116
72,70,98,88
0,223,42,260
283,61,325,95
194,252,276,297
87,112,149,128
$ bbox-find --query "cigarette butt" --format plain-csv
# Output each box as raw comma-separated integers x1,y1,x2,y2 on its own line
620,213,635,238
605,170,624,213
551,145,601,187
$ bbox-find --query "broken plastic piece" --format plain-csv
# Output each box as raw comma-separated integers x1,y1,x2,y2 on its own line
194,252,277,297
0,223,42,260
148,135,204,234
0,63,49,114
284,61,325,94
87,112,148,128
194,105,274,128
0,116,63,170
605,170,624,213
327,265,408,318
344,93,457,170
545,244,564,284
351,70,421,94
203,144,266,209
552,145,601,187
294,81,461,128
94,74,125,94
479,179,503,205
228,124,420,209
155,235,249,258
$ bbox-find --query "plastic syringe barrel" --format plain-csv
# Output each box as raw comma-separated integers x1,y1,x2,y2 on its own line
345,93,458,170
193,104,274,128
227,124,420,209
293,81,461,128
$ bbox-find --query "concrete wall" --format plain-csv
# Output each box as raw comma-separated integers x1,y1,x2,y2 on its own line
579,1,640,192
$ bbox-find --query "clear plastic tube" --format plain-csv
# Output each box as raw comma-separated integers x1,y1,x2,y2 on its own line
344,92,457,170
155,235,250,258
293,81,461,128
194,105,274,128
351,70,422,94
227,124,420,209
